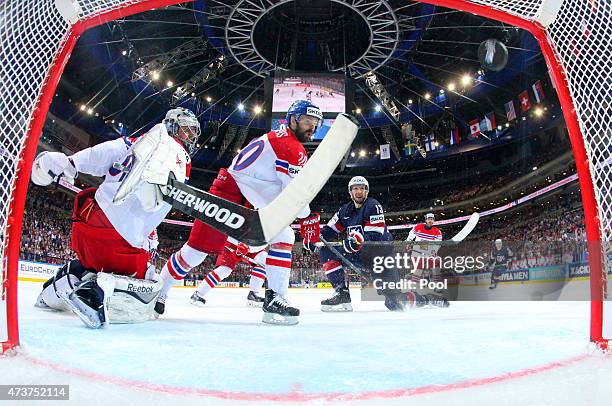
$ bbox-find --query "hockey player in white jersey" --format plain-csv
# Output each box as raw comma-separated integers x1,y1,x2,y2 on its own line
31,108,198,328
156,100,323,325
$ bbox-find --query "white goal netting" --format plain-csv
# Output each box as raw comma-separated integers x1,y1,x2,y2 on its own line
0,0,610,348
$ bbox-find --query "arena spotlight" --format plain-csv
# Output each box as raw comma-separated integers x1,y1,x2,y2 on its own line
355,108,362,114
253,105,262,115
151,70,160,80
497,125,502,130
206,96,212,103
121,50,127,56
448,82,456,91
376,149,380,154
350,151,356,157
439,89,445,94
374,105,382,112
408,99,413,104
534,107,544,117
359,150,366,157
80,104,86,111
87,108,93,115
505,123,510,128
461,74,472,86
166,80,173,87
238,103,245,111
424,93,431,100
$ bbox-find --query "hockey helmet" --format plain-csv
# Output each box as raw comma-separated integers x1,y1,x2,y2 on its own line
286,100,323,130
348,176,369,193
425,213,435,220
164,107,200,155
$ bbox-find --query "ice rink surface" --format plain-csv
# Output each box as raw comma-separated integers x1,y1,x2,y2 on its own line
2,281,612,405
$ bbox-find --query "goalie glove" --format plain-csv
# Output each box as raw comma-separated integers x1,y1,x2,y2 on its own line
343,230,364,254
31,151,77,186
300,213,320,253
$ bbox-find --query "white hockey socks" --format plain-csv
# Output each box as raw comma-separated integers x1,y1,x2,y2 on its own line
265,243,292,296
196,265,232,296
249,265,266,294
159,243,208,298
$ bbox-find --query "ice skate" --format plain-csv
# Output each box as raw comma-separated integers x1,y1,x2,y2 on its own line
247,290,264,308
154,293,166,318
262,289,299,325
321,287,353,312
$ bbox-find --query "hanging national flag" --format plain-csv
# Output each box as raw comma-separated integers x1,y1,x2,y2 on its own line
380,144,391,160
450,127,460,145
504,100,517,121
404,139,415,156
532,80,545,103
424,134,436,151
518,90,531,111
484,112,496,131
469,119,480,138
479,118,488,132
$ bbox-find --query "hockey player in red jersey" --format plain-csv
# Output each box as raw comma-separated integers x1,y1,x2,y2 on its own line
189,238,268,307
156,100,323,325
406,213,446,295
31,108,198,328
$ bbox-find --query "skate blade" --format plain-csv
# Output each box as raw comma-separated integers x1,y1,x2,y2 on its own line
190,300,207,307
321,304,353,312
247,300,263,308
262,312,299,325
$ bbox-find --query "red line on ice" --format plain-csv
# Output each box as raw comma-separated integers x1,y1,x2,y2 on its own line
20,353,590,401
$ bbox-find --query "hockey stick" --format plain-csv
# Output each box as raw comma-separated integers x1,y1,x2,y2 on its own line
162,114,359,246
318,235,366,275
314,212,480,248
450,212,479,242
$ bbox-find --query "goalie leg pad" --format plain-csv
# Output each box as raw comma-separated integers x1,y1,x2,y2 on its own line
105,273,164,323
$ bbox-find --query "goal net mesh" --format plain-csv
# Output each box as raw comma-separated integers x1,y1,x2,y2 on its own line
0,0,610,344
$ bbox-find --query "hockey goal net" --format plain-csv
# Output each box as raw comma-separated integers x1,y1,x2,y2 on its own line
1,0,610,352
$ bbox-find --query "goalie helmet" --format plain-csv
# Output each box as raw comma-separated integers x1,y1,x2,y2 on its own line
348,176,369,193
164,108,200,155
286,100,323,131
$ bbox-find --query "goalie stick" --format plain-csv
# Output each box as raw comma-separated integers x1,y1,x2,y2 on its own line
161,114,359,246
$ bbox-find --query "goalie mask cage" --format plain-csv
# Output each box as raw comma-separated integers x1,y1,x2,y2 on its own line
0,0,610,352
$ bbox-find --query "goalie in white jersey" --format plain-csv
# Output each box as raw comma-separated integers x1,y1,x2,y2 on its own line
31,108,198,328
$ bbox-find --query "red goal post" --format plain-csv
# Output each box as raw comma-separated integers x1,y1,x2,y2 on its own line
1,0,610,352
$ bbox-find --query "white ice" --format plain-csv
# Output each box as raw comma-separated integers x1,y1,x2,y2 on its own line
2,281,612,405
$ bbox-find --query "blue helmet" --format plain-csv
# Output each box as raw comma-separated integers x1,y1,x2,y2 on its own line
285,100,323,130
